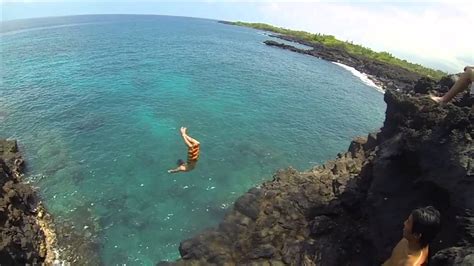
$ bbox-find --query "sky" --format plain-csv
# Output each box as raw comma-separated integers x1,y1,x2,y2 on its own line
1,1,473,73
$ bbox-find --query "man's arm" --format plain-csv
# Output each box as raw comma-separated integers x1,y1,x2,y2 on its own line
168,166,184,173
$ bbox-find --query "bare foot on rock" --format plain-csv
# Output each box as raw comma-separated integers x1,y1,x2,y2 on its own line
430,95,445,104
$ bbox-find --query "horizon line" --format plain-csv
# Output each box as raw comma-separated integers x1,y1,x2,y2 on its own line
1,13,449,74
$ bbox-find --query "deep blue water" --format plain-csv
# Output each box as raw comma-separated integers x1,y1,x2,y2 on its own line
0,15,385,264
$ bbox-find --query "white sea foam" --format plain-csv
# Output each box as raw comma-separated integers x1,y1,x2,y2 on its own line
332,62,385,93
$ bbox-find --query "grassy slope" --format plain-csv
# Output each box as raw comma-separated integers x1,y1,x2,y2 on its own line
232,21,446,80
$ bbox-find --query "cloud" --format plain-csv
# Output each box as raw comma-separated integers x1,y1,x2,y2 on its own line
255,2,473,72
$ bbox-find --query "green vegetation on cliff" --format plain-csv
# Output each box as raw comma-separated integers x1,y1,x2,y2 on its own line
232,21,446,80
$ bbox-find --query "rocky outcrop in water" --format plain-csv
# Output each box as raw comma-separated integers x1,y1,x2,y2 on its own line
0,140,103,265
0,140,48,264
263,39,423,92
164,77,473,265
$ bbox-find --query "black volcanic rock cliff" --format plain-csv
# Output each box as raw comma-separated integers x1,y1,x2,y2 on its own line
0,141,101,264
0,140,47,264
164,77,473,265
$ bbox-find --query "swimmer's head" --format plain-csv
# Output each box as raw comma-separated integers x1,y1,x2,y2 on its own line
177,159,185,166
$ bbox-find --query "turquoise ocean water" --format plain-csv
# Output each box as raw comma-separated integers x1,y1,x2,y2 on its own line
0,15,385,264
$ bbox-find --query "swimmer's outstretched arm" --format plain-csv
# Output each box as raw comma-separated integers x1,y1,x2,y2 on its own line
168,166,184,173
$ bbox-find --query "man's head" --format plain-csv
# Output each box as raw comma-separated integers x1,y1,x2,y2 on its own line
403,206,441,247
177,159,185,166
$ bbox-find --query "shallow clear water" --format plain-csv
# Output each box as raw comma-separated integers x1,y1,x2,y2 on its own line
0,15,385,264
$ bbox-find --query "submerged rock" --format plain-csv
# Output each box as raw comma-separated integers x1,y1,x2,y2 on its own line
165,76,473,265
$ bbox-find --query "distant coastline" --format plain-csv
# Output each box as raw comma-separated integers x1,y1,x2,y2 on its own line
265,39,422,92
219,20,429,92
219,21,446,81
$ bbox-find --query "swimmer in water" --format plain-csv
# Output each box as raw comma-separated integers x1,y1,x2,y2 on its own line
168,127,200,173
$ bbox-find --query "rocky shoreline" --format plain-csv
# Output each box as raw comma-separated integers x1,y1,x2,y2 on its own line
0,140,58,264
0,140,102,264
3,22,472,264
219,20,442,92
162,72,473,264
263,38,422,92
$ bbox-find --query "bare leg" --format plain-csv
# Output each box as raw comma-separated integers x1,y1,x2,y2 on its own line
180,127,193,147
184,134,200,145
181,127,200,146
431,68,473,103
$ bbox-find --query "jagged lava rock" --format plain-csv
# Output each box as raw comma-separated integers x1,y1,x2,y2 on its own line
162,75,473,265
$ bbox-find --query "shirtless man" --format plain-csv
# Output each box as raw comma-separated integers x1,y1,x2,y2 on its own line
383,206,441,266
168,127,200,173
